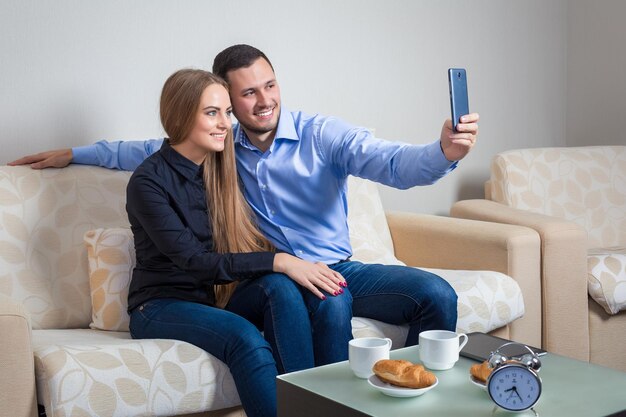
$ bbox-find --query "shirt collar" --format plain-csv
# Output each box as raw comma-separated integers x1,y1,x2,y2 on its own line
234,107,299,150
159,139,203,181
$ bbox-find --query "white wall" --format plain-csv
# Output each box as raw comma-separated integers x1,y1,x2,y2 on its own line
0,0,611,216
566,0,626,148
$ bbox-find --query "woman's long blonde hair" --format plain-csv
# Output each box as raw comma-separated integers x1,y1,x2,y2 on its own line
160,69,273,308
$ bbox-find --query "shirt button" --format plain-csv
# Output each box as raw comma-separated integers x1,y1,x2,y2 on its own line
271,210,275,215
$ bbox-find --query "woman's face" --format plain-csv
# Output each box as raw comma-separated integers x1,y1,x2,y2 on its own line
182,83,232,163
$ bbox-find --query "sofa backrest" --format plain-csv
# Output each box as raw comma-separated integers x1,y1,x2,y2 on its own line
0,166,131,329
0,165,398,330
489,146,626,248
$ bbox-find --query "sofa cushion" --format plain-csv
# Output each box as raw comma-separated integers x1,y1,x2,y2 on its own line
588,247,626,315
346,176,404,266
32,329,240,417
85,228,135,331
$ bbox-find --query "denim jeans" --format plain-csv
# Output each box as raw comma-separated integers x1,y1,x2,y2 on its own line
334,261,458,355
226,273,352,372
228,262,457,369
129,298,277,417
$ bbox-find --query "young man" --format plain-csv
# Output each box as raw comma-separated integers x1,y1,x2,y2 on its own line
10,44,480,365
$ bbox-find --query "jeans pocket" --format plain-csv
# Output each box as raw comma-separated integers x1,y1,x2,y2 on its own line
133,298,173,321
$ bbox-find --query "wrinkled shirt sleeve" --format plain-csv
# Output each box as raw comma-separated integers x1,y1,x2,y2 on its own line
72,138,164,171
318,118,457,189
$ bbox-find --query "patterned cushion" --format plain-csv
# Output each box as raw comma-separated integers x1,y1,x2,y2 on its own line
588,247,626,315
489,146,626,249
85,228,135,331
424,268,524,333
32,329,239,417
346,176,403,266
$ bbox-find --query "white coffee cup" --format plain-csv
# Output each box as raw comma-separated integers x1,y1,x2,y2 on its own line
348,337,392,378
418,330,468,370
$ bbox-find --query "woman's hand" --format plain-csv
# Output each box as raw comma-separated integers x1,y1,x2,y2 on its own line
273,253,347,300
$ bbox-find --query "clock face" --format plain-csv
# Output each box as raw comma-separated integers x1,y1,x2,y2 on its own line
487,364,541,411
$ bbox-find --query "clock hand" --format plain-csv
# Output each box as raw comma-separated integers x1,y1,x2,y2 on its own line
511,387,523,401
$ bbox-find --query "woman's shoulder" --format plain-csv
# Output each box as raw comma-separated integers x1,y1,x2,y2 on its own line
129,152,170,187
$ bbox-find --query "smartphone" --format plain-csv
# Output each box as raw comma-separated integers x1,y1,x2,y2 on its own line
460,332,547,362
448,68,469,132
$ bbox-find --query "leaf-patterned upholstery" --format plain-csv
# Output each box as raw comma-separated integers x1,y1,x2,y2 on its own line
0,165,525,416
490,146,626,315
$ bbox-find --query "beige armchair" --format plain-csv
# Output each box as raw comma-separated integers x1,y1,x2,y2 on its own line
451,146,626,371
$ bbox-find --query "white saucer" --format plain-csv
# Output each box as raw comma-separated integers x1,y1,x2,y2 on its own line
469,375,487,391
367,375,438,398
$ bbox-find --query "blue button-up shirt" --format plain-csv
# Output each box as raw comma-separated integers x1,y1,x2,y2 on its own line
74,108,456,264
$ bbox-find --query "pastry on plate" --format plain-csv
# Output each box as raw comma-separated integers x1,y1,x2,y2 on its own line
372,359,436,389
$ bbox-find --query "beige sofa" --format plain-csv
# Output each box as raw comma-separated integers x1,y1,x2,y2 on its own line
452,146,626,371
0,165,540,417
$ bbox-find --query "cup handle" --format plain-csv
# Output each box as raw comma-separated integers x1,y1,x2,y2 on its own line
385,338,392,349
458,333,468,352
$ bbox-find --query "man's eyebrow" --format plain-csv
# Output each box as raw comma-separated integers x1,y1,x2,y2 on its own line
240,79,277,94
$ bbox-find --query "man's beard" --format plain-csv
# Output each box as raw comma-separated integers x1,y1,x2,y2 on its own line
239,117,279,135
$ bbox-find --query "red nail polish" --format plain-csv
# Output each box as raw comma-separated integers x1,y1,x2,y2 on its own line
322,295,327,300
333,290,338,296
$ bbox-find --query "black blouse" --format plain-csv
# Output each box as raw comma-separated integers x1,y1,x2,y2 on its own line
126,140,275,311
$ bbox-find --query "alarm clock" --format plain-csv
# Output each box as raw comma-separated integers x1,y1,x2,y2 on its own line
486,342,542,413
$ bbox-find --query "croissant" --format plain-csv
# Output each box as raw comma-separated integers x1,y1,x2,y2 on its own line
372,359,437,389
470,360,492,383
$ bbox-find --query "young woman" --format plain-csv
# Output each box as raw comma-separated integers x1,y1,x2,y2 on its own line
126,69,346,417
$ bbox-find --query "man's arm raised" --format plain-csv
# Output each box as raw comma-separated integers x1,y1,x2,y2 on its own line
8,138,164,171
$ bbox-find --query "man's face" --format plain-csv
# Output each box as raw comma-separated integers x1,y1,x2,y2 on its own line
226,58,281,137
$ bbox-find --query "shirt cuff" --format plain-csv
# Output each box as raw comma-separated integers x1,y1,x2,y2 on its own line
429,140,458,172
71,145,99,165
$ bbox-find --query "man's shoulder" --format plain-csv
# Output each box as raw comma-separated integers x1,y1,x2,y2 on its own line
288,110,350,139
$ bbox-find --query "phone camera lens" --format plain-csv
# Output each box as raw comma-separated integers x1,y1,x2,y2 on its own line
457,72,461,78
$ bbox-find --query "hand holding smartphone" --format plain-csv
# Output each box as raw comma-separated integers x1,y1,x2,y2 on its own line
448,68,469,132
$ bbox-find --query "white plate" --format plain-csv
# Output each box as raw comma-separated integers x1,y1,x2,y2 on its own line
367,375,438,398
470,375,487,391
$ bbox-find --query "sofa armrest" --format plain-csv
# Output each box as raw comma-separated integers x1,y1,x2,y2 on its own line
0,295,37,417
450,199,589,361
385,211,541,347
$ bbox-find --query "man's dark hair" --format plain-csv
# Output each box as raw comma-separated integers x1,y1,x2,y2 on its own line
212,44,274,82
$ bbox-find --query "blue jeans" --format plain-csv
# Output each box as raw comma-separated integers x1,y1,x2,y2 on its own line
228,262,457,368
129,298,277,417
226,273,352,372
335,262,458,350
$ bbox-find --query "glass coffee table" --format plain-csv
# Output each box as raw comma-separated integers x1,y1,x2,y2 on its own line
277,345,626,417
